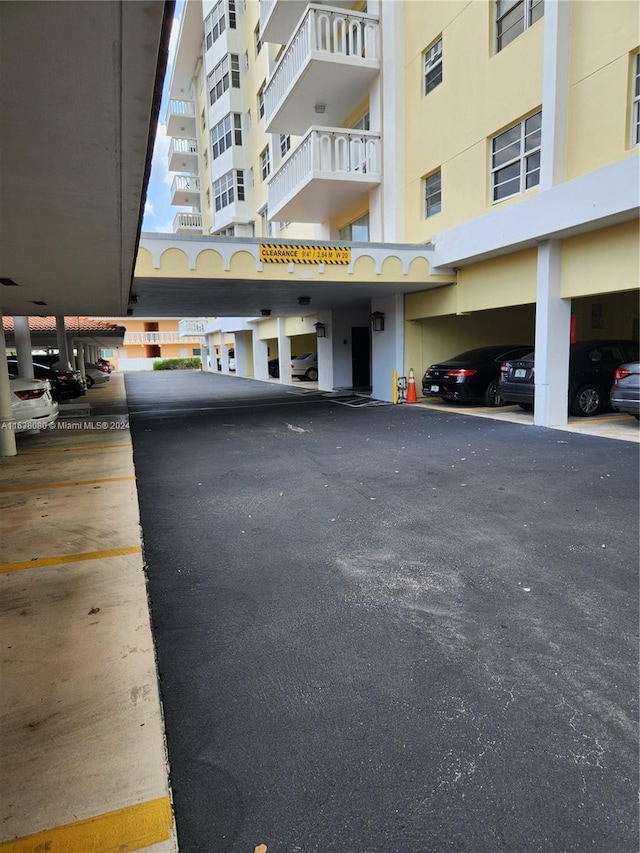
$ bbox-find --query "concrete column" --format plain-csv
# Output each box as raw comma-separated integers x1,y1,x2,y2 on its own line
534,239,571,426
0,311,18,456
76,342,87,383
315,311,333,392
56,317,71,370
277,319,292,384
371,294,404,402
68,340,77,369
252,336,269,380
14,316,34,379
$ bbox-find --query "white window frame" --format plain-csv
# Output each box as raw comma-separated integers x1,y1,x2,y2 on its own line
211,113,242,160
490,110,541,203
204,0,226,51
496,0,544,52
339,213,369,241
423,37,442,95
213,169,245,211
280,134,291,158
424,170,442,218
258,84,265,119
261,146,271,180
632,51,640,147
208,54,240,107
255,23,262,56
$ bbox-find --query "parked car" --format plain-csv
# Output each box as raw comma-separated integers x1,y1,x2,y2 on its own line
6,358,86,402
291,352,318,381
268,358,280,378
84,363,111,387
499,339,640,416
421,345,533,407
97,357,112,373
610,361,640,420
10,376,58,432
216,348,236,371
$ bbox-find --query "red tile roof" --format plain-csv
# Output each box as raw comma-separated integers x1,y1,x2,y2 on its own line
3,316,124,333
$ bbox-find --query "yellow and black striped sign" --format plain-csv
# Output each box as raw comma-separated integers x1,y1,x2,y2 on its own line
259,244,351,265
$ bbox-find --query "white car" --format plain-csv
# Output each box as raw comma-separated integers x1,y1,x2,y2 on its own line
84,363,111,387
291,352,318,381
10,376,58,432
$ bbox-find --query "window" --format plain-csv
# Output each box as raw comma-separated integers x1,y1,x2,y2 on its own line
423,37,443,95
258,83,265,119
261,146,271,180
339,213,369,241
260,207,274,237
496,0,544,52
213,226,236,237
213,170,245,211
491,110,541,202
280,134,291,157
211,113,242,159
352,112,370,131
208,54,241,106
204,0,226,50
633,51,640,147
228,0,236,29
424,170,442,217
255,23,262,56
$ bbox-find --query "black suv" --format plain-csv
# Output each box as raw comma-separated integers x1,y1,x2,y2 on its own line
7,358,86,402
499,339,640,416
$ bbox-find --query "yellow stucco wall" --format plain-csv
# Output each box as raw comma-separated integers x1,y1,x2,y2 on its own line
567,2,640,178
403,0,544,243
571,290,639,342
561,221,639,298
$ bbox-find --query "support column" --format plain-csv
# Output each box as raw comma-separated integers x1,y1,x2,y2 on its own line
371,294,404,402
68,339,77,369
14,316,34,379
540,0,571,191
534,239,571,426
76,342,87,384
0,311,18,456
277,319,292,384
315,311,333,392
252,336,269,380
55,317,71,370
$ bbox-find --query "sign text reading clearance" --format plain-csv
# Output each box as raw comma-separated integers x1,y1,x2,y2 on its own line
259,244,351,265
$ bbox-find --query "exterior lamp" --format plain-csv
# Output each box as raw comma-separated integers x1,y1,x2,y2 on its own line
314,322,327,338
370,311,385,332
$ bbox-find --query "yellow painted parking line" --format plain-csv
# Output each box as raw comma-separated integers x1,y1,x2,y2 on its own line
0,795,173,853
0,476,136,494
0,546,142,574
20,442,131,455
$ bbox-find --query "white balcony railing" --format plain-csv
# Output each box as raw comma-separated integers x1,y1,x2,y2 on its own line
171,174,201,194
165,99,196,125
268,126,381,214
265,5,379,123
173,212,203,232
123,332,202,345
178,319,207,338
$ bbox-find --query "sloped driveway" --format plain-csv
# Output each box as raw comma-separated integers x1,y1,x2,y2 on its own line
126,370,639,853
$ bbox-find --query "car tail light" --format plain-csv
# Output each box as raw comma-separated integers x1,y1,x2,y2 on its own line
445,369,477,378
500,364,509,374
14,388,45,400
57,373,73,380
614,367,631,381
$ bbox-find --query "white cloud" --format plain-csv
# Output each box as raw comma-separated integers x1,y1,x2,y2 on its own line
144,200,156,218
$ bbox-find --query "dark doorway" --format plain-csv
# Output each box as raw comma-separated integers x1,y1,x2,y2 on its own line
351,326,371,389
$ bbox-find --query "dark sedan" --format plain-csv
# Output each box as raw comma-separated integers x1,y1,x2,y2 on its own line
499,339,640,416
422,345,533,407
7,358,86,402
610,362,640,419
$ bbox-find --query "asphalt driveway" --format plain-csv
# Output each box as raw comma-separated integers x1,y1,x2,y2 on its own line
126,370,639,853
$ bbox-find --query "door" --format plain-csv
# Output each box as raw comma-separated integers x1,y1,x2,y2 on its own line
351,326,371,389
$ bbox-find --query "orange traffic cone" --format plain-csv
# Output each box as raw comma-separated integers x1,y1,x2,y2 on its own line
406,368,418,403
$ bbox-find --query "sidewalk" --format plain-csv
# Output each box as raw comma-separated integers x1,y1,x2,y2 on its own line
0,374,177,852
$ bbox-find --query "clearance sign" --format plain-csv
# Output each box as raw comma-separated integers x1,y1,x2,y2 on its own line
259,244,351,265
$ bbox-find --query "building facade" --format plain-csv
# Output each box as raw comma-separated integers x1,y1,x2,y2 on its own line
159,0,639,423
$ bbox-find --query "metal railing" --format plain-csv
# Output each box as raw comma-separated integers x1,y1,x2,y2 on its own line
264,5,379,121
268,126,381,213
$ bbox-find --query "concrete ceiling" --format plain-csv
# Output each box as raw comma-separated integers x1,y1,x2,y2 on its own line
0,0,173,319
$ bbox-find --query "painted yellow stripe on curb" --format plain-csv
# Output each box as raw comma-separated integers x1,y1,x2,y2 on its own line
0,546,142,574
0,796,173,853
0,476,136,494
20,443,132,455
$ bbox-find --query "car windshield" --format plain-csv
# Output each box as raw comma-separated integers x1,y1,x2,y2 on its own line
443,347,519,364
293,353,313,360
511,351,534,362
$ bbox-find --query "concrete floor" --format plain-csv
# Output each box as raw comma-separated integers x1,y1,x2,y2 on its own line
0,374,177,852
0,370,636,852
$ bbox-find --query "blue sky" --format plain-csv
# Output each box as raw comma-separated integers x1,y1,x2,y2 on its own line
142,2,184,234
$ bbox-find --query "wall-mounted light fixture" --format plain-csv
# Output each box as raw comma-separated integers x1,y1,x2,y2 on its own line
298,296,311,306
261,308,271,316
314,103,326,114
370,311,385,332
314,322,327,338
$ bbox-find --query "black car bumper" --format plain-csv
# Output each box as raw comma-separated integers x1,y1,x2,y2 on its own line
499,381,534,405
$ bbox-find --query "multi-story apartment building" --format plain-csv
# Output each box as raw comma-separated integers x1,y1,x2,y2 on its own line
116,319,204,370
158,0,639,424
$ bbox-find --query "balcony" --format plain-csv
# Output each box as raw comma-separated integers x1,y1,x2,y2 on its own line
165,99,196,138
123,332,202,345
268,126,381,222
260,0,356,46
178,319,207,338
170,174,201,206
264,5,380,135
168,138,198,173
173,212,203,234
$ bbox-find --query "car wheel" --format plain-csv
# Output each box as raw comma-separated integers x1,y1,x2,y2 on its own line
86,375,94,388
484,380,505,407
570,385,602,417
518,403,533,411
305,368,318,381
